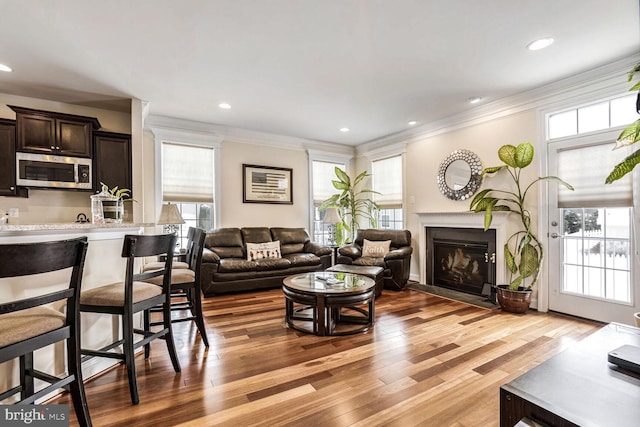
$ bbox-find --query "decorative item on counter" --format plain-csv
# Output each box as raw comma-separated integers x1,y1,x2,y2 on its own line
90,195,105,224
157,203,185,236
76,213,89,223
0,211,8,225
91,183,133,224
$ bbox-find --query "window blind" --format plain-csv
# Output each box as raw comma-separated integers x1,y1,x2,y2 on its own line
162,142,214,203
312,161,345,204
557,142,632,208
372,155,402,205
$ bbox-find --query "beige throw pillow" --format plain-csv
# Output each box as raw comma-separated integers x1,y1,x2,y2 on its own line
362,239,391,258
246,241,281,261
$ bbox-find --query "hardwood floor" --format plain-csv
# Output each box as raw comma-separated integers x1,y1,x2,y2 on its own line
51,288,602,426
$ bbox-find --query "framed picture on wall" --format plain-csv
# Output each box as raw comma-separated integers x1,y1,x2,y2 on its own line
243,164,293,204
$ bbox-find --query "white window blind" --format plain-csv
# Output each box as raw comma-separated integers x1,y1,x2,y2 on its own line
312,161,344,204
558,142,632,208
372,155,402,205
162,142,214,203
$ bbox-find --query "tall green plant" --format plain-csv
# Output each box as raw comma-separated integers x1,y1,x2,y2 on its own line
606,62,640,183
319,167,379,244
469,142,573,291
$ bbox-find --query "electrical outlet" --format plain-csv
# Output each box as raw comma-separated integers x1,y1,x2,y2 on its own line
9,208,19,217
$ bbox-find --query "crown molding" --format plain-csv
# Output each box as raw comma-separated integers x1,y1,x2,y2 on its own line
357,54,640,153
145,114,353,155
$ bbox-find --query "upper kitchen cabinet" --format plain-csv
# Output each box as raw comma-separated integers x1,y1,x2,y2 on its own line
9,105,101,158
93,131,132,195
0,118,26,197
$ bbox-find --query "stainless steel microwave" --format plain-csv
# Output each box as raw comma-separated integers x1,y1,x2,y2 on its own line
15,152,92,189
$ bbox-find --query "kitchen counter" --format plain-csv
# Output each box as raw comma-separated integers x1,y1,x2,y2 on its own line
0,222,154,236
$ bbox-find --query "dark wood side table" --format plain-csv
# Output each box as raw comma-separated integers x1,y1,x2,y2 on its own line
500,322,640,427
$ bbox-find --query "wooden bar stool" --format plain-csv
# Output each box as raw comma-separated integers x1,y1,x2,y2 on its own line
0,237,92,426
142,227,209,347
79,233,180,405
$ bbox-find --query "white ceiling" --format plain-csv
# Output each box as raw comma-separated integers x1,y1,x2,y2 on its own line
0,1,638,145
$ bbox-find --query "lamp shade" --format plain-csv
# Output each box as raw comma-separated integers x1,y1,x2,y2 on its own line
323,207,341,224
157,203,185,225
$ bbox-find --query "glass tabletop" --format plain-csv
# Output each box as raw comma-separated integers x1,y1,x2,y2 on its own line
283,271,375,294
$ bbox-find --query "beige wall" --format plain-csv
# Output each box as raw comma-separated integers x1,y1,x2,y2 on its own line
394,109,539,279
219,141,310,228
0,93,132,224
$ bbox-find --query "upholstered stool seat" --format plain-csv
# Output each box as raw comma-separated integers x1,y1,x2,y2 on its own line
142,261,189,271
142,269,195,286
80,281,163,306
326,264,384,298
0,306,66,347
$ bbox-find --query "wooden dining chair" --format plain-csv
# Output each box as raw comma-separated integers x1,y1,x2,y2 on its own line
0,237,92,427
142,227,209,347
79,233,181,405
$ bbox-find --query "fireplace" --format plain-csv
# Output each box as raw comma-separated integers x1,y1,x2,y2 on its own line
417,212,508,292
427,227,496,295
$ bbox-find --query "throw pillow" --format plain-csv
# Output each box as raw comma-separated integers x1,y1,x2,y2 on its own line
362,239,391,258
246,241,281,261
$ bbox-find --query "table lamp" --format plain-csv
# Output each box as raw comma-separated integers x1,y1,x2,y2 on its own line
323,207,341,246
157,203,185,235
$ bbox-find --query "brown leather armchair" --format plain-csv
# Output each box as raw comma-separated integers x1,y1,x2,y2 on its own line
336,229,413,291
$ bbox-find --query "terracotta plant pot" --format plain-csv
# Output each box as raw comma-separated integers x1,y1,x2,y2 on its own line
496,285,532,314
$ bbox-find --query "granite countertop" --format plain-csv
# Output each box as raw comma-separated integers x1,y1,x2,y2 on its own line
0,222,154,232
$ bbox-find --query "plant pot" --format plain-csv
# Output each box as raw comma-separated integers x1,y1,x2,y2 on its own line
496,284,532,314
634,312,640,328
101,199,123,223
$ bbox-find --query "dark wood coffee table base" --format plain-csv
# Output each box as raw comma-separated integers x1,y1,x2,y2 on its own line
283,273,375,336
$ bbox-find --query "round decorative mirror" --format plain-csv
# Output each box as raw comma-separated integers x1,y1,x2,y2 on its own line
437,149,483,200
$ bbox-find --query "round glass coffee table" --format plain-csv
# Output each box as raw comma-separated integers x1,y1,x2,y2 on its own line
282,271,376,336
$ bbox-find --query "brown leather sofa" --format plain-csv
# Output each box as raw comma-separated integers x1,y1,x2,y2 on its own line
336,229,413,291
200,227,332,296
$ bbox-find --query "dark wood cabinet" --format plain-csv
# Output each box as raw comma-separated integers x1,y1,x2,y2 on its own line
9,105,101,157
0,119,17,196
0,119,27,197
93,131,132,196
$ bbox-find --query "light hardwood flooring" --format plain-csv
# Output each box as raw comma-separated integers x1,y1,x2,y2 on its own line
51,287,602,426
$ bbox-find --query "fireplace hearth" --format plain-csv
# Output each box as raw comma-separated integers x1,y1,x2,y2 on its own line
427,227,496,295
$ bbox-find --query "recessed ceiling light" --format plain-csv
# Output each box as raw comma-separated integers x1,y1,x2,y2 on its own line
527,37,554,51
468,97,482,104
340,127,350,132
0,64,12,72
218,103,231,109
408,120,417,126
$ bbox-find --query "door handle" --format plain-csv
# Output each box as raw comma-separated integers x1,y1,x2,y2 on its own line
550,232,559,239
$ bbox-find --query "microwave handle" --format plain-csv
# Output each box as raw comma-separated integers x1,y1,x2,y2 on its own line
74,164,79,184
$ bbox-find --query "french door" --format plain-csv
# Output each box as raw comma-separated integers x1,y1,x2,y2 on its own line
547,131,639,324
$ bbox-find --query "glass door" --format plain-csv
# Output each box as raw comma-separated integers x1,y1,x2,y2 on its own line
547,131,638,324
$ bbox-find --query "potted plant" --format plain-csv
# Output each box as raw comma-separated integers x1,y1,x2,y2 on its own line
92,183,133,223
605,62,640,184
469,142,573,313
319,167,380,244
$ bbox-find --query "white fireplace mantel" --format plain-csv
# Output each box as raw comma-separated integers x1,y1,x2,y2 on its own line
416,211,510,286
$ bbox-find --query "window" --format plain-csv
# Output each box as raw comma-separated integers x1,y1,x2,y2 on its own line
548,93,639,140
162,142,215,248
311,160,346,244
372,155,403,230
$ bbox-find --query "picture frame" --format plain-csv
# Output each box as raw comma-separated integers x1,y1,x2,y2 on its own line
243,164,293,204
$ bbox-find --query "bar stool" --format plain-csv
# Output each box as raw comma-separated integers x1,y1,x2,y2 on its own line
142,227,209,347
0,237,92,426
79,233,180,405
